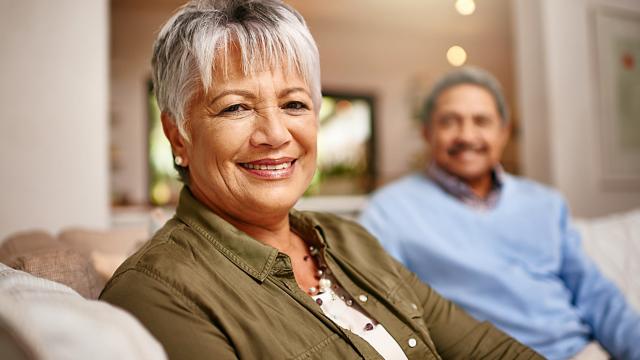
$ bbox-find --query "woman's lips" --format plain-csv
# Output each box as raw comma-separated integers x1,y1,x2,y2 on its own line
237,158,297,179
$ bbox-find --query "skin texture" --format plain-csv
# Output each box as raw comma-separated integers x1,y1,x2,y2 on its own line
161,51,320,292
423,84,511,198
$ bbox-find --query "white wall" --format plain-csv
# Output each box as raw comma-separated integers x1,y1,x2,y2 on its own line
513,0,640,217
0,0,109,239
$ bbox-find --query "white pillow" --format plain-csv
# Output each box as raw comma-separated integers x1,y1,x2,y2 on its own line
0,263,166,360
574,209,640,311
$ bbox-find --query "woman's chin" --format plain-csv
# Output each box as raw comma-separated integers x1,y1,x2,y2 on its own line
243,186,305,214
236,169,313,213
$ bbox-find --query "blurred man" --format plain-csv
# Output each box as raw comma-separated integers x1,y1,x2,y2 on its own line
359,67,640,360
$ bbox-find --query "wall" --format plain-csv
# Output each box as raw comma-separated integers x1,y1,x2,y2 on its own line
513,0,640,217
0,0,109,238
297,6,517,185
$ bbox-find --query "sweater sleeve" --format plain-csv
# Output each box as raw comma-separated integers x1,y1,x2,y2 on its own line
557,202,640,360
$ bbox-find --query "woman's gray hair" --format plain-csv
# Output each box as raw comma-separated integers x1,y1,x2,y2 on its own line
152,0,322,141
422,66,509,125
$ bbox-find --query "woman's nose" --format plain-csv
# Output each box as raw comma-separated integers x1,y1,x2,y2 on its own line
249,107,292,148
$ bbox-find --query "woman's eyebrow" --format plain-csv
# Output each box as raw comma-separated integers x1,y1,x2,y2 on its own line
278,87,311,98
208,89,256,105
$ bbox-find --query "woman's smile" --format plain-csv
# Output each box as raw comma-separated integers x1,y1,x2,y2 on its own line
238,157,297,179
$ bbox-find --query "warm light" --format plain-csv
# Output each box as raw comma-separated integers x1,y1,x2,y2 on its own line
151,182,172,205
446,46,467,66
455,0,476,16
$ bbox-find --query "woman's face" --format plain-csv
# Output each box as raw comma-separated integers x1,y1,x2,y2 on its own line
167,58,317,226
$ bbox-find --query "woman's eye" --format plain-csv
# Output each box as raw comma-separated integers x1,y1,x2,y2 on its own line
217,104,254,119
283,101,309,111
222,104,246,113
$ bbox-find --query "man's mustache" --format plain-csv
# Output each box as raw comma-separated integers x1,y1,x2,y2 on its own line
447,142,488,156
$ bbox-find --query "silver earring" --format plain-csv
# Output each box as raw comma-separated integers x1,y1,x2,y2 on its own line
174,156,184,166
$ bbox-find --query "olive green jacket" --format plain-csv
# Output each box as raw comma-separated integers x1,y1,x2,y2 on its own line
101,188,541,360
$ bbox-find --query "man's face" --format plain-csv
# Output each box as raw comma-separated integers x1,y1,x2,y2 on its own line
424,84,510,183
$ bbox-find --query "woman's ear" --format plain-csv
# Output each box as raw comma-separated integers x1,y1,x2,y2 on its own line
161,112,189,166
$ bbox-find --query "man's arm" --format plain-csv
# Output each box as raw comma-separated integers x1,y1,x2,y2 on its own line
558,204,640,360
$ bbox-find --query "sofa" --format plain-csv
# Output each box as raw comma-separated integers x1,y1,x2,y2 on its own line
0,226,165,360
0,207,638,359
574,208,640,311
0,263,166,360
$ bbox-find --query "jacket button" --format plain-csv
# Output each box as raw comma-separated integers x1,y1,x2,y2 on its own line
408,338,417,348
358,294,368,303
411,303,418,310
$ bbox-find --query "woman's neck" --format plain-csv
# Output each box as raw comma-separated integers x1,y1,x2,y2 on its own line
232,216,296,252
190,185,296,250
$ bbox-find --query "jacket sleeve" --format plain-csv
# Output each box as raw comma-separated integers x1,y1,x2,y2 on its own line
558,203,640,360
392,257,543,360
100,269,238,360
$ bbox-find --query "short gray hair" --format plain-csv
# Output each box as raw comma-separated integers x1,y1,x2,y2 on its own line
422,66,509,125
152,0,322,140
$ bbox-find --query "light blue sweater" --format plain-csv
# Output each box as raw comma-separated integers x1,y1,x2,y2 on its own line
359,173,640,360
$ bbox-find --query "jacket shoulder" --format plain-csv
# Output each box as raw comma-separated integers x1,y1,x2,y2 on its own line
102,217,208,295
301,211,404,282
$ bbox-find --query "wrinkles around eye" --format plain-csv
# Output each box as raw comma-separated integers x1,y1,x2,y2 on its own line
214,104,254,119
282,101,311,115
221,104,250,113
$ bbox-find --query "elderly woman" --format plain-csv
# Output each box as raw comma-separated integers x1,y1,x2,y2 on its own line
101,1,540,359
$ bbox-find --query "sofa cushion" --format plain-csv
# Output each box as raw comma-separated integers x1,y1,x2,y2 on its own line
0,231,104,299
0,230,58,261
0,263,166,360
10,248,103,300
58,227,148,255
0,314,35,360
58,227,149,282
574,209,640,311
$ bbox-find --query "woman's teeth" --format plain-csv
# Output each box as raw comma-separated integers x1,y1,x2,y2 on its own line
241,162,291,170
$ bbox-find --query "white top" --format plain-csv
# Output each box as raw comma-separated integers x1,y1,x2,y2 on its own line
312,286,408,360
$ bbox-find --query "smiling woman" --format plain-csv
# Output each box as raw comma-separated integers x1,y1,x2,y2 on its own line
100,1,541,359
164,56,318,228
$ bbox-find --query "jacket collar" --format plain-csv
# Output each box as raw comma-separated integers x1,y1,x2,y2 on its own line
175,187,327,282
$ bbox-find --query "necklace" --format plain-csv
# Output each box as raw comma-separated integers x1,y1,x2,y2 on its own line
304,245,332,295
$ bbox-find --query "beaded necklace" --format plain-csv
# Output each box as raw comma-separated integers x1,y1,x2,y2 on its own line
304,245,332,295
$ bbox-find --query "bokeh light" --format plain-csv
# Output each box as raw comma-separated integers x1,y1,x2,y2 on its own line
455,0,476,16
446,45,467,66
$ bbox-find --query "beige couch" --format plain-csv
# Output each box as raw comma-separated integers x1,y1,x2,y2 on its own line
0,227,149,300
0,263,166,360
0,227,164,360
0,207,637,359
